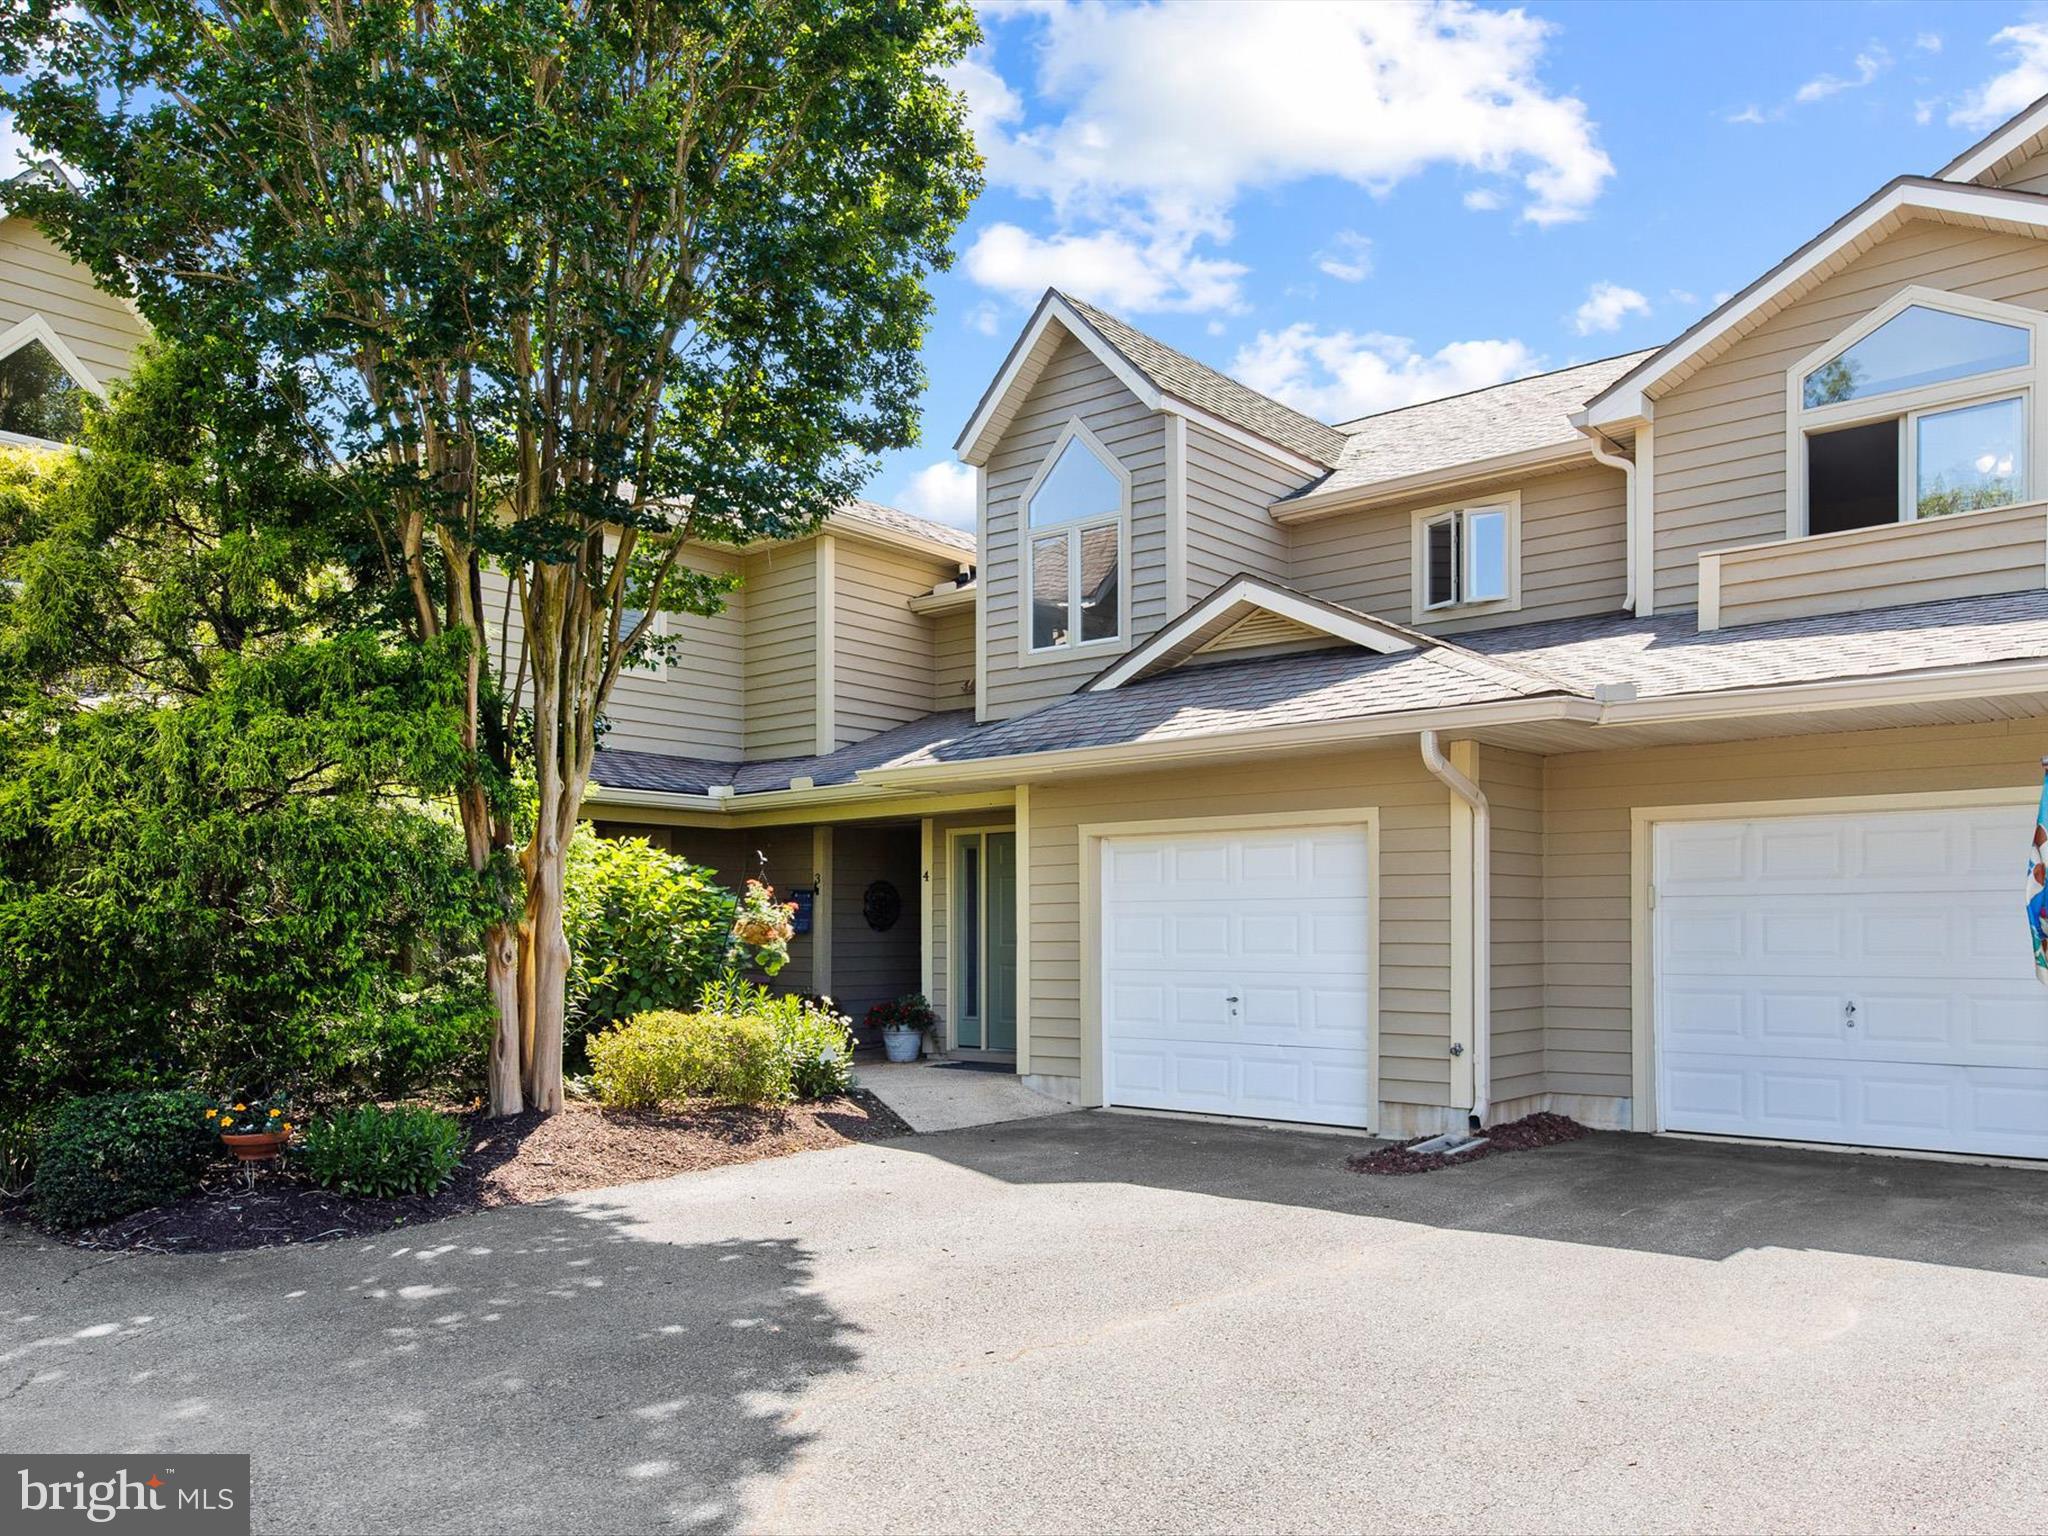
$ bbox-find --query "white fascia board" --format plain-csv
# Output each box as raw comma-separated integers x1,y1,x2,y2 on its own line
1584,179,2048,429
907,581,977,615
1085,575,1417,693
955,292,1163,465
1937,96,2048,183
1271,439,1589,523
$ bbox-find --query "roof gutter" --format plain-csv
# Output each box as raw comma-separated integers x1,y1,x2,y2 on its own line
1580,427,1638,614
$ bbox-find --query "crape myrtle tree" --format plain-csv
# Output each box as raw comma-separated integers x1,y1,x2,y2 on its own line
4,0,982,1113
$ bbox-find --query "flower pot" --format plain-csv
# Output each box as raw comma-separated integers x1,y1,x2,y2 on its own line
220,1130,289,1164
881,1025,923,1063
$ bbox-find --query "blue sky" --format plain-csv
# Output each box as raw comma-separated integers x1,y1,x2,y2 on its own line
874,0,2048,529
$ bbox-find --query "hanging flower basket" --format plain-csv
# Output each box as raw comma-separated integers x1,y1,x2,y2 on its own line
206,1094,294,1163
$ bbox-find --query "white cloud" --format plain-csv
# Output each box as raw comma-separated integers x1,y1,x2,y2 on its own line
967,302,1002,337
894,460,978,531
1726,104,1772,126
1315,231,1373,283
1462,188,1505,211
1915,32,1943,55
1951,24,2048,130
949,0,1612,313
1571,281,1651,336
1230,324,1540,421
1794,44,1889,105
962,222,1248,313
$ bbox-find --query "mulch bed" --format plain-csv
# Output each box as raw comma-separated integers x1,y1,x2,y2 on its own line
1348,1111,1592,1176
6,1090,913,1255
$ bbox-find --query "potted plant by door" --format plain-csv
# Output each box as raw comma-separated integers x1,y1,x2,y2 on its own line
208,1093,294,1165
866,994,938,1063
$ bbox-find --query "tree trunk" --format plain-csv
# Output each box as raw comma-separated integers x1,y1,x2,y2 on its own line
485,921,524,1116
520,828,570,1113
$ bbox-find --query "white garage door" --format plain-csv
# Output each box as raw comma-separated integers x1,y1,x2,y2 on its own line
1102,825,1371,1127
1655,804,2048,1158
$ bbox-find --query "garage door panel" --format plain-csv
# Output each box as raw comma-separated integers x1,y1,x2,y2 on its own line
1103,826,1371,1129
1656,804,2048,1158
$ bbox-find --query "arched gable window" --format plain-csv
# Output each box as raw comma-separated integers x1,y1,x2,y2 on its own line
0,315,104,449
1022,421,1127,653
1788,288,2044,535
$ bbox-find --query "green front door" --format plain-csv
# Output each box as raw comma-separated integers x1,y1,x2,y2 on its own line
985,832,1018,1052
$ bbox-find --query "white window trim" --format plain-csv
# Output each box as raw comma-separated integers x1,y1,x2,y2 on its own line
1408,491,1522,622
0,312,108,451
1784,286,2048,536
1016,417,1131,665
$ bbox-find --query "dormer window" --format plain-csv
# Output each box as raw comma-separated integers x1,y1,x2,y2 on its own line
1411,494,1520,619
1791,291,2043,536
1023,422,1126,653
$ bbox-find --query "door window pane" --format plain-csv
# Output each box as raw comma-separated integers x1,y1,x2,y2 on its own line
1030,532,1069,648
1464,508,1508,602
1915,395,2023,518
1807,418,1900,534
1803,305,2030,408
1077,524,1119,641
960,842,980,1022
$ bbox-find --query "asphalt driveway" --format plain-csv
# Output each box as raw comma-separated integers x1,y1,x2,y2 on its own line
5,1113,2048,1535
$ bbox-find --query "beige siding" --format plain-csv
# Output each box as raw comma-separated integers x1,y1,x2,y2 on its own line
830,824,921,1027
1287,461,1629,632
1482,745,1546,1104
1987,146,2048,196
742,544,820,758
1651,221,2048,611
0,220,148,383
1028,748,1453,1104
480,546,747,762
1184,423,1305,597
1708,500,2048,628
982,333,1168,720
1541,719,2048,1101
926,809,1015,1045
833,538,955,748
929,605,976,711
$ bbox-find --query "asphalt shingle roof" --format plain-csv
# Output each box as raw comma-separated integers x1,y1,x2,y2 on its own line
1061,293,1350,468
1298,351,1657,501
591,589,2048,793
832,499,975,557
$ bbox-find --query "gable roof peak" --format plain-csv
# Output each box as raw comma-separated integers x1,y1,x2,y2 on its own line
1937,90,2048,185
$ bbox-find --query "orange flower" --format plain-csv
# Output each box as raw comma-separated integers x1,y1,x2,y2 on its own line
267,1108,281,1118
232,1102,245,1111
281,1122,293,1134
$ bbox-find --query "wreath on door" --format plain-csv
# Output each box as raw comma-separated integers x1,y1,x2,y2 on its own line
863,879,902,932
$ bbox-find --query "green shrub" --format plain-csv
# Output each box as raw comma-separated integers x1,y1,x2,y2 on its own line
32,1090,216,1229
588,1009,790,1109
298,1104,466,1199
698,976,855,1101
0,1106,53,1198
563,830,737,1062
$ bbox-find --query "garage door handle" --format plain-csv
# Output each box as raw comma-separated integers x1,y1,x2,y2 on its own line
1845,1001,1857,1028
1226,995,1240,1004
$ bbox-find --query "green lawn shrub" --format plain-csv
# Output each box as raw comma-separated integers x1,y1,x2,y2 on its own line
298,1104,466,1199
32,1090,216,1229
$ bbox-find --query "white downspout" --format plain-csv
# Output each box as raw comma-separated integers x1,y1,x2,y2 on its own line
1420,730,1490,1130
1585,429,1638,615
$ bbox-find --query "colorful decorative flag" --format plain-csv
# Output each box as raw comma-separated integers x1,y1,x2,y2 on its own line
2032,765,2048,986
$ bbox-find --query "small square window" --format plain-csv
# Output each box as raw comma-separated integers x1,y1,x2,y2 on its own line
1420,502,1514,613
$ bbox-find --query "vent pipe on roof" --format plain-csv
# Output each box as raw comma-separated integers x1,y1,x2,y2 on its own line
1585,430,1638,615
1420,730,1491,1134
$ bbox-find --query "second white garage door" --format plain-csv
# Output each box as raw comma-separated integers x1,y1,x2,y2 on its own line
1101,825,1372,1128
1655,803,2048,1159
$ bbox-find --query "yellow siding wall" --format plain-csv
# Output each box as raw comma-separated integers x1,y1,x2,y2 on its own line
0,220,148,383
1986,147,2048,196
929,605,976,712
1185,422,1304,595
1028,748,1453,1104
1650,220,2048,611
480,546,747,762
982,334,1167,720
1541,719,2048,1101
742,544,819,758
833,538,956,748
1483,746,1547,1104
1286,462,1629,632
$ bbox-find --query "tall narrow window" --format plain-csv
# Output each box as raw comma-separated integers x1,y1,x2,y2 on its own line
0,337,88,445
1418,500,1515,612
1795,295,2037,534
1024,427,1124,651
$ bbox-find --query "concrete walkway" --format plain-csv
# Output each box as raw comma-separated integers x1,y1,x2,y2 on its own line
5,1117,2048,1534
853,1058,1072,1132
